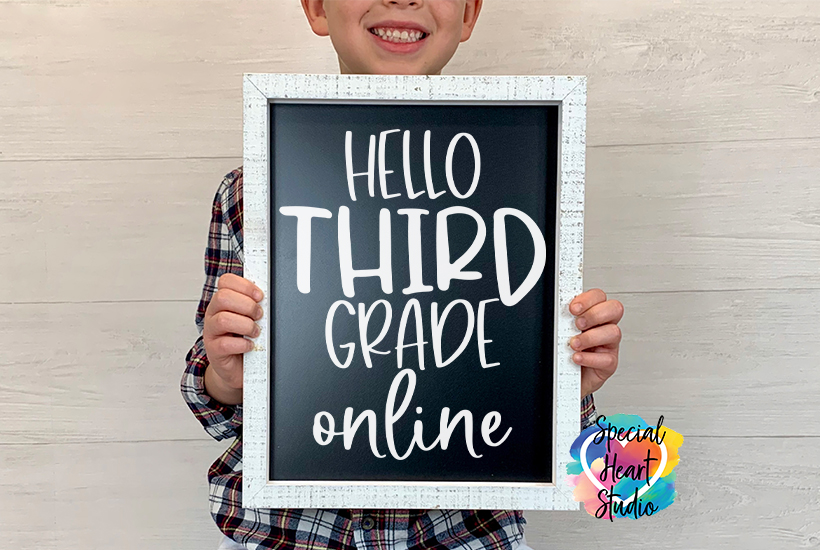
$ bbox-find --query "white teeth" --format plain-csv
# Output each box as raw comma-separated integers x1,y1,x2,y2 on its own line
370,27,426,43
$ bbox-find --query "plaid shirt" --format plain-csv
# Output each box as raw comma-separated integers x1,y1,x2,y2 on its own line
181,166,599,550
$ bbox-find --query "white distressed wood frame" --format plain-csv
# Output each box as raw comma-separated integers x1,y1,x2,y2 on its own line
242,74,586,511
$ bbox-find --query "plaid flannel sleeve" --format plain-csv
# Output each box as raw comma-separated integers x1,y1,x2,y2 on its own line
580,392,597,431
181,169,245,441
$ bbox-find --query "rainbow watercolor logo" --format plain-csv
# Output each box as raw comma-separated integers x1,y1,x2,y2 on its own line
566,414,684,520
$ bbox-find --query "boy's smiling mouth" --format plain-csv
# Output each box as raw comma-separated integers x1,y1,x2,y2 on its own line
369,27,428,43
367,20,430,53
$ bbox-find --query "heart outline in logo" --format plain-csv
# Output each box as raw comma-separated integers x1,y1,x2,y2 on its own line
579,430,668,505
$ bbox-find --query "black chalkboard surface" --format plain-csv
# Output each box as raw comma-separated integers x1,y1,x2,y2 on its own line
268,102,559,483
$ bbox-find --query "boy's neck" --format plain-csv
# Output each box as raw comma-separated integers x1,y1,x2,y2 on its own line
337,56,443,76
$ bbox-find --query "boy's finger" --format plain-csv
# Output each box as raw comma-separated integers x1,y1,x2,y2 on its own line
575,299,624,330
209,334,255,360
569,323,621,351
573,351,618,376
569,288,607,315
206,310,261,340
208,288,264,322
217,273,264,301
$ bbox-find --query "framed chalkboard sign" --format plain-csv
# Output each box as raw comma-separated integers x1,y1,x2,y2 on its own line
242,74,586,510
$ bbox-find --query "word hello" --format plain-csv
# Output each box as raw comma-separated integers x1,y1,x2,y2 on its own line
344,129,481,202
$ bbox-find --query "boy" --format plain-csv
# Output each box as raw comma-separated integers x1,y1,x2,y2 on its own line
182,1,625,549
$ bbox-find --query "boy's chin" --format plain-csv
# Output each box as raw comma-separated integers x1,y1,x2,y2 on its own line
341,60,443,76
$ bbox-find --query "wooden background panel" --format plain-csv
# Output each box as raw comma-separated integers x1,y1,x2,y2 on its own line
1,0,818,547
593,289,820,437
1,0,818,161
0,440,224,550
0,302,211,444
0,158,236,304
585,139,820,293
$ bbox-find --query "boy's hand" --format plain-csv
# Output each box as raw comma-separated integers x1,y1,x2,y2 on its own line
569,289,624,399
202,273,264,406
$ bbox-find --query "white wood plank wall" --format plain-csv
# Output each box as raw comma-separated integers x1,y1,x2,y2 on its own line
1,1,818,548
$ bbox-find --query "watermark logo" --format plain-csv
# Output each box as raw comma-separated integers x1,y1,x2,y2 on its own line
566,414,683,520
